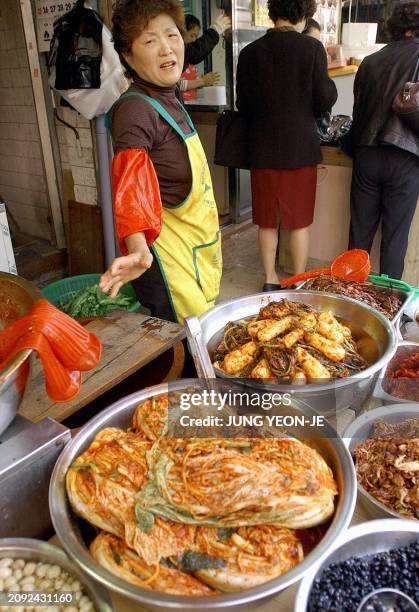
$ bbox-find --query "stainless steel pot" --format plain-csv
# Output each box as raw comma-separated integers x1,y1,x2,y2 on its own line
295,519,419,612
49,379,356,611
343,403,419,520
373,341,419,404
0,272,40,435
0,538,114,611
197,291,398,414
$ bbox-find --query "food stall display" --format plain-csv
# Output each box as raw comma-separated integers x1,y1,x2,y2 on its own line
354,425,418,521
50,380,356,607
302,276,409,321
345,405,418,522
213,299,368,382
65,395,338,595
296,520,419,612
193,291,397,415
0,539,113,611
378,343,419,403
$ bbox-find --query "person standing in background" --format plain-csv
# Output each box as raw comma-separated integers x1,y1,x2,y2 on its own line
180,14,220,101
184,12,231,68
236,0,337,291
303,18,321,40
347,0,419,279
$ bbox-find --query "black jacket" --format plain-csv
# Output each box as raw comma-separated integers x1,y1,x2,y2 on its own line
184,28,219,69
349,37,419,158
236,29,337,169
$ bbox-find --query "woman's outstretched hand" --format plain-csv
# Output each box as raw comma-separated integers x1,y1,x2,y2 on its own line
99,234,153,297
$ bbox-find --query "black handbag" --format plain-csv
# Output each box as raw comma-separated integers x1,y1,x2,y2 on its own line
392,57,419,135
316,112,352,144
214,110,249,169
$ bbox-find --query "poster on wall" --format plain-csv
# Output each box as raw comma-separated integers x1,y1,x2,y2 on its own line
314,0,340,47
35,0,77,52
253,0,272,28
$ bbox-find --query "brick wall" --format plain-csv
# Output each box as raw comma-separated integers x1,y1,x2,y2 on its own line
0,1,51,239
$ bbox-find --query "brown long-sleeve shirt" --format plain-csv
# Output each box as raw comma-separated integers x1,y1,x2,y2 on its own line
110,75,193,207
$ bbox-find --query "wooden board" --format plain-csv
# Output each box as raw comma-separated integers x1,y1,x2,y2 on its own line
68,200,105,275
19,311,185,424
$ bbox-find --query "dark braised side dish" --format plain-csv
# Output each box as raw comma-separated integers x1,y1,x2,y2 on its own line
353,419,419,519
303,275,403,319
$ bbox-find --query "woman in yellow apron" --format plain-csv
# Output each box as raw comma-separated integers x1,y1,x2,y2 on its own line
99,0,222,324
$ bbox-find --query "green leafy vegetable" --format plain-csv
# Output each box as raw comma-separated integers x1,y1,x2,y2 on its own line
59,285,135,318
177,551,226,572
135,504,155,534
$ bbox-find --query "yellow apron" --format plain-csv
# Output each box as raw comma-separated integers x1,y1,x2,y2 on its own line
112,92,222,324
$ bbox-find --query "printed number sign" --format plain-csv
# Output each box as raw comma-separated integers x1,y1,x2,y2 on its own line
35,0,77,52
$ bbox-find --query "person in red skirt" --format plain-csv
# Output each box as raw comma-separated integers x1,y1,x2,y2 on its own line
236,0,337,291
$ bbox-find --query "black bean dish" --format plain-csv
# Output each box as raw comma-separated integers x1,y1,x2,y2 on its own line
308,541,419,612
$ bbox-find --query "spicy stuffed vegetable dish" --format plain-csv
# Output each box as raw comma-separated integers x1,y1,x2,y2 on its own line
212,299,372,383
66,395,339,596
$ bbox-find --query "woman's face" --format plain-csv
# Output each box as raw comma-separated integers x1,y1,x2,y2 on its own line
184,24,201,43
124,14,184,87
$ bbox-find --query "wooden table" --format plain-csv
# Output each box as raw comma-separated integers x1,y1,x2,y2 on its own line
19,311,185,424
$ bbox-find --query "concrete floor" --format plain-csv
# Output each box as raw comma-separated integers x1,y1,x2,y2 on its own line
24,220,276,299
219,223,265,302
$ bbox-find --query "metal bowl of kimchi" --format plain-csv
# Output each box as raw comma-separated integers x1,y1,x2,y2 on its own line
49,379,356,610
198,291,398,415
344,404,419,521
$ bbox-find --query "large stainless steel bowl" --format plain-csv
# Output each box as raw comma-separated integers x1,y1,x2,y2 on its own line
49,379,356,611
295,519,419,611
200,291,398,414
0,538,114,610
344,403,419,520
0,272,40,435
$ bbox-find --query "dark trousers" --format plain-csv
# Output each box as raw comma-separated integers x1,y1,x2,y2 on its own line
349,146,419,279
131,255,197,376
131,249,176,322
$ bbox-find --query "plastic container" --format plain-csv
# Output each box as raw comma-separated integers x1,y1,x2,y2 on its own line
373,341,419,404
41,274,140,313
331,249,370,282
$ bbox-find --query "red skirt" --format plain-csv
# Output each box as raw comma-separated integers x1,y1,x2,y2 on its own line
250,166,317,230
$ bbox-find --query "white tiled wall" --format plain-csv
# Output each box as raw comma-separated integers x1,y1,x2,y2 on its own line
0,1,99,244
0,1,51,239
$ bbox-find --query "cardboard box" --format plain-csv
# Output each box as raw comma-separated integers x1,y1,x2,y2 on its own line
0,199,17,274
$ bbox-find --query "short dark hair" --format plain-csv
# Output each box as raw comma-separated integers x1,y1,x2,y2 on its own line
303,18,321,34
268,0,317,25
112,0,185,78
386,1,419,40
185,14,201,31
